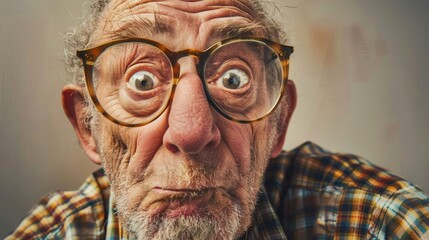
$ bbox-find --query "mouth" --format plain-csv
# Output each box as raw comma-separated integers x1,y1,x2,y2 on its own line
146,187,222,218
153,187,210,194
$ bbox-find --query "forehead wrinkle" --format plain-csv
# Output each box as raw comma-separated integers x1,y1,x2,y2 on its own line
100,0,179,41
199,0,257,19
107,14,177,40
155,0,257,16
107,0,160,14
107,15,153,40
95,0,263,45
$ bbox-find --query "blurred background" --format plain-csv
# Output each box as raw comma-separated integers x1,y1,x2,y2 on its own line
1,0,428,237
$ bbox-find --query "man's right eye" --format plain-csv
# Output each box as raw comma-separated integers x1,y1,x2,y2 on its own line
127,71,159,91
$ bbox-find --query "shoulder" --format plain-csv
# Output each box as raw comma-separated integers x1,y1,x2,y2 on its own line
264,142,429,239
266,141,425,196
5,169,109,240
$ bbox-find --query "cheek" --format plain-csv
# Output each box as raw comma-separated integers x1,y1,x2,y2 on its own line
217,119,272,181
95,119,128,179
218,121,253,175
234,121,273,186
252,122,275,170
125,116,168,183
98,114,168,182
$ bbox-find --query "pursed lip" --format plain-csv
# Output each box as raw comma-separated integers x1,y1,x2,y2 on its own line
142,186,226,206
151,187,214,199
143,187,220,217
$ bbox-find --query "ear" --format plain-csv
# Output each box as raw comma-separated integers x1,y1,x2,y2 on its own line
62,84,101,164
270,80,297,158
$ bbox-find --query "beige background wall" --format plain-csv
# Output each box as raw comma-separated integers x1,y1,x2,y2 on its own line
1,0,428,237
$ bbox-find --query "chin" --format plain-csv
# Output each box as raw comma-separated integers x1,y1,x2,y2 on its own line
115,188,245,240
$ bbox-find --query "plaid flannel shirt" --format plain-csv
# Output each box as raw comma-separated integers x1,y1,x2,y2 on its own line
6,142,429,239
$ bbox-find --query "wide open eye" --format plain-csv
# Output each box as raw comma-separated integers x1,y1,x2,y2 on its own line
216,69,249,90
127,71,159,91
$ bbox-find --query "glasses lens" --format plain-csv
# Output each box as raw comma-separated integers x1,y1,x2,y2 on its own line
92,42,173,125
204,40,285,121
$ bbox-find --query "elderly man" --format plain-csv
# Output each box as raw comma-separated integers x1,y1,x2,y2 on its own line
7,0,429,239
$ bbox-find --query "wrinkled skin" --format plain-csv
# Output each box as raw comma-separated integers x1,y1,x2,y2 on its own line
62,0,296,239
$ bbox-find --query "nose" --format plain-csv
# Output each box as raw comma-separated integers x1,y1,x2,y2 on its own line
163,57,221,154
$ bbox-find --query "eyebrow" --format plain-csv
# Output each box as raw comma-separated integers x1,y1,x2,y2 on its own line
209,22,268,41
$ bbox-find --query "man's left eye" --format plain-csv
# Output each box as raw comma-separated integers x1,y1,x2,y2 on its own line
216,69,249,90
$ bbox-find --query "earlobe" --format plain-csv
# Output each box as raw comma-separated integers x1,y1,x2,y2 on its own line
270,80,297,158
62,84,101,165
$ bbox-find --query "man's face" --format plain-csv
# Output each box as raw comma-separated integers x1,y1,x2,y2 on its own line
88,0,285,239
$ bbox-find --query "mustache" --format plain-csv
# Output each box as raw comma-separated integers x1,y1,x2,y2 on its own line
128,154,226,189
107,143,259,196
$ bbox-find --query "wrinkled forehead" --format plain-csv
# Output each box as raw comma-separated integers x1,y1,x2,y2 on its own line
91,0,267,49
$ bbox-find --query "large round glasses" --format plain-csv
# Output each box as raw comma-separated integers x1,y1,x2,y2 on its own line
77,37,294,127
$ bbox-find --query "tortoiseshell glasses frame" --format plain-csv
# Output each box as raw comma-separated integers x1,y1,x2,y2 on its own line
76,36,294,127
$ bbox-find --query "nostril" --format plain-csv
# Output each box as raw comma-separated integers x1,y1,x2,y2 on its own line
164,141,180,153
206,139,219,151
